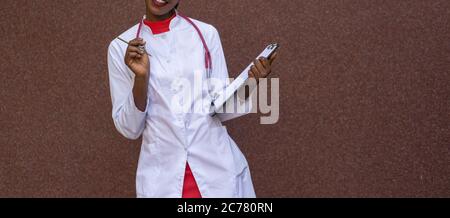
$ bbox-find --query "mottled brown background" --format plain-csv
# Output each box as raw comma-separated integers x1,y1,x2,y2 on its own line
0,0,449,197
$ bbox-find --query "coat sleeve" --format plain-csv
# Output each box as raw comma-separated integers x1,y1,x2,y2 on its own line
107,41,148,140
209,26,255,122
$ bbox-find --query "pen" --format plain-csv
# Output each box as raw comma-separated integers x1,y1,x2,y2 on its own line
117,37,151,57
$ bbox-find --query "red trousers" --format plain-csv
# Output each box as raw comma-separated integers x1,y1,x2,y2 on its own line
182,163,202,198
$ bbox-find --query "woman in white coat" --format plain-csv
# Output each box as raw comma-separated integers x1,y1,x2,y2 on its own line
108,0,277,198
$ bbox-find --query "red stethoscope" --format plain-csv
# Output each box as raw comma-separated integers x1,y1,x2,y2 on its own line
135,11,213,81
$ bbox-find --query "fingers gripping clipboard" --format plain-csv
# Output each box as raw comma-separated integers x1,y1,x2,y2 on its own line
211,43,279,114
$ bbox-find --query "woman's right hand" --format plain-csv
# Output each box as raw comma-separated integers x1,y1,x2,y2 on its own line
124,38,150,78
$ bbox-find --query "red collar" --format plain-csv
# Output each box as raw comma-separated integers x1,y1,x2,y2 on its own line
143,13,176,35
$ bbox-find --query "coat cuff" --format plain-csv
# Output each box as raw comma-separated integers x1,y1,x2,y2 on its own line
124,92,148,116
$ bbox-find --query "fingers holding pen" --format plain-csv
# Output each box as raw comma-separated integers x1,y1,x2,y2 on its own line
129,38,146,47
128,46,145,56
128,51,142,59
123,37,150,77
131,46,148,60
124,38,149,65
127,38,147,54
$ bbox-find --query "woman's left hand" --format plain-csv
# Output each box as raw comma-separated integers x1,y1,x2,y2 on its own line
248,52,278,82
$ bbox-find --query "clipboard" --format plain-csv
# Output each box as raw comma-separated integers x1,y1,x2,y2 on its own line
212,43,279,113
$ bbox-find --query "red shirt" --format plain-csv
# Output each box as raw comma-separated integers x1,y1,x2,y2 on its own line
143,13,176,35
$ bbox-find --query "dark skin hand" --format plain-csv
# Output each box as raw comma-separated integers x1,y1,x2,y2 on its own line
249,52,278,82
243,52,279,99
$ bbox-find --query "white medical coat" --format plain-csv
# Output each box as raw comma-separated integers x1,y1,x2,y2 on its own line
107,14,256,198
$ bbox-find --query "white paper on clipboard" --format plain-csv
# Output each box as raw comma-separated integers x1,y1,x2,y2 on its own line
212,43,279,113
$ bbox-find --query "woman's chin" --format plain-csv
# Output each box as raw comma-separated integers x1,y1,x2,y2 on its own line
148,0,174,15
149,5,175,16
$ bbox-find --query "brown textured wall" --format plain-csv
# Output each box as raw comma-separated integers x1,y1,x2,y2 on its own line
0,0,449,197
